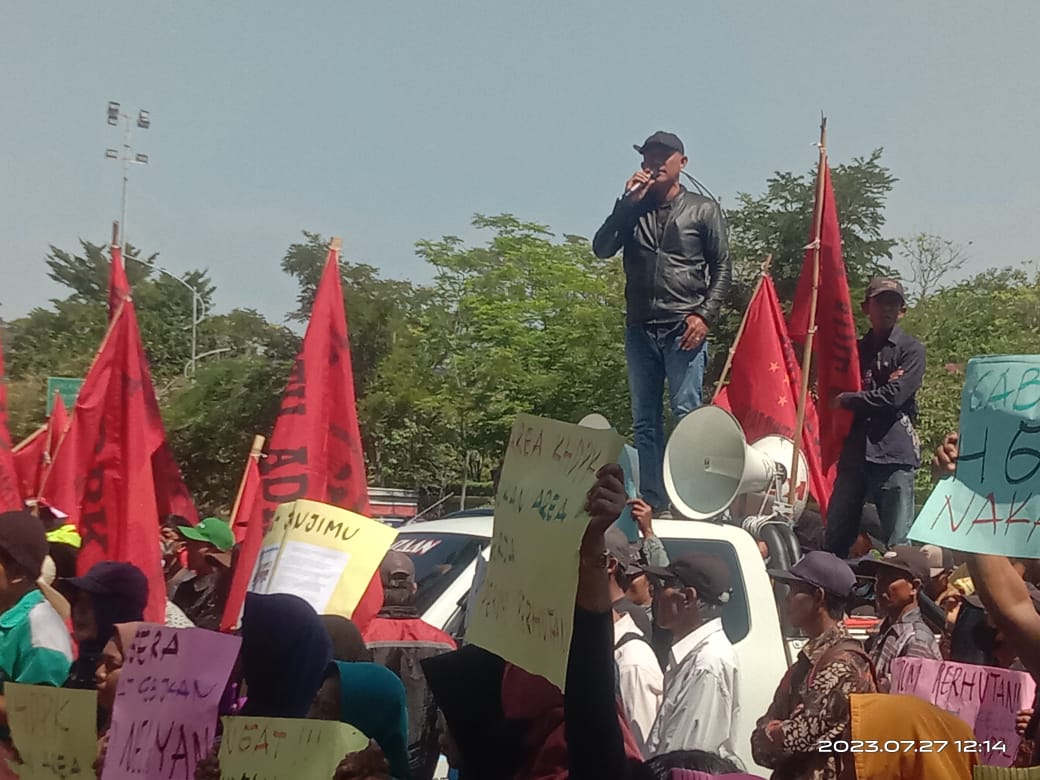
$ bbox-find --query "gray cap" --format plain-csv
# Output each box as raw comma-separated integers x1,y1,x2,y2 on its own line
769,551,857,599
604,527,639,574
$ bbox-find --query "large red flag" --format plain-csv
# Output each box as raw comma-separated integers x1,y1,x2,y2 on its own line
788,163,861,469
108,241,130,322
248,241,381,626
255,244,372,525
0,339,22,512
42,302,172,622
714,275,833,514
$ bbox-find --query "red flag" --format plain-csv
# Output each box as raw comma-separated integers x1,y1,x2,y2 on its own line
220,448,261,631
714,275,833,514
249,242,380,622
108,242,131,322
255,244,372,525
0,337,22,512
12,426,46,502
42,302,174,622
788,164,861,469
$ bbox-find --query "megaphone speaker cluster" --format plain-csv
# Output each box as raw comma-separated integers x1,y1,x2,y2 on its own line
663,406,778,520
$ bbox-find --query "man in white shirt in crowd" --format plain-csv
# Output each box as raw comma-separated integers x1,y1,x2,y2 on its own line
605,527,663,754
643,551,741,764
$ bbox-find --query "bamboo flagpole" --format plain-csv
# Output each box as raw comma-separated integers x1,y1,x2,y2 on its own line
788,117,828,505
712,254,774,401
229,434,266,530
11,425,45,454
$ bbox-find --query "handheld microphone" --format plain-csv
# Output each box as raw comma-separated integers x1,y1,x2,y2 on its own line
623,171,659,199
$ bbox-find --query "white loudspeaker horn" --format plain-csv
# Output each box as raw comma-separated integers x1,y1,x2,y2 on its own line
750,434,809,522
578,413,612,430
663,406,777,520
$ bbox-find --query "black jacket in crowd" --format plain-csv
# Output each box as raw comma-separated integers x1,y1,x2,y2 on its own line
593,186,732,328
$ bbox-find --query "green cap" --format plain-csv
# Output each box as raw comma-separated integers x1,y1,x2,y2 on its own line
177,517,235,552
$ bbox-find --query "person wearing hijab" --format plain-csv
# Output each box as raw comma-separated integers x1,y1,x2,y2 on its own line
239,592,334,718
834,693,978,779
331,662,410,779
59,562,148,689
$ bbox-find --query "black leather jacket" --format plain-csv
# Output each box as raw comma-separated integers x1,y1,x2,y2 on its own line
593,186,732,327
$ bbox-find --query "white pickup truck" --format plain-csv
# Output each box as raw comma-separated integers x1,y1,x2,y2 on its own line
391,512,810,775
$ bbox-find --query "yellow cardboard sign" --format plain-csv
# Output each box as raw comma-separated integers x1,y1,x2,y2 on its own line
6,683,98,780
249,499,398,618
467,414,624,690
219,716,368,780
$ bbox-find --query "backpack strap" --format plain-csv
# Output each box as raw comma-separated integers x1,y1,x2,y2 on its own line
615,632,650,651
808,638,878,689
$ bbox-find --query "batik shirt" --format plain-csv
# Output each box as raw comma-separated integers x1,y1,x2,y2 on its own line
751,622,876,780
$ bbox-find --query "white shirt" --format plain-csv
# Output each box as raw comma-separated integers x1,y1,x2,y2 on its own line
646,617,741,764
613,613,664,756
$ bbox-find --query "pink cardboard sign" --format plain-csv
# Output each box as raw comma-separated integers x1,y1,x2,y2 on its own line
102,624,241,780
891,657,1035,766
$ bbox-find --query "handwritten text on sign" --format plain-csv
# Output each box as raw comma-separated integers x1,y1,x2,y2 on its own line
102,625,241,780
909,356,1040,555
219,716,368,780
892,657,1035,767
466,415,623,690
5,684,97,780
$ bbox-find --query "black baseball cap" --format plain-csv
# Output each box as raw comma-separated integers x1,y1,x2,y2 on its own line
857,545,931,583
59,561,149,615
864,277,906,303
769,551,857,599
644,551,733,605
634,131,684,156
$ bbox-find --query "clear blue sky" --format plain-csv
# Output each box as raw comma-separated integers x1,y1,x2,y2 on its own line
3,1,1038,323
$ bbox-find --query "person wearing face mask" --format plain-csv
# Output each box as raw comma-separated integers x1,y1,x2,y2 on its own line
856,546,941,691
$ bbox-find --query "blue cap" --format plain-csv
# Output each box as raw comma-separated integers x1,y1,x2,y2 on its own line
769,551,856,599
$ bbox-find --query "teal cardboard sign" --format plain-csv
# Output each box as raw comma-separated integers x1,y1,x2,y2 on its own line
909,355,1040,555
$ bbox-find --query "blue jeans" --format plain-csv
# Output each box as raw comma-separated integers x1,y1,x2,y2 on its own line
824,463,917,556
625,321,707,512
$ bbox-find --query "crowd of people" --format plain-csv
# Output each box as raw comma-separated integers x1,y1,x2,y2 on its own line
0,428,1034,780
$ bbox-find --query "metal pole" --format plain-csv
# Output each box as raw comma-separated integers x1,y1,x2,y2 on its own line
121,115,131,254
191,292,198,375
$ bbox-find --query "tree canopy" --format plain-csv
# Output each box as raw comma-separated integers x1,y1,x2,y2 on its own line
6,148,1035,512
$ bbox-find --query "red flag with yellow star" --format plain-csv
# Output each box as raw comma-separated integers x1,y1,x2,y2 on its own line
715,274,833,515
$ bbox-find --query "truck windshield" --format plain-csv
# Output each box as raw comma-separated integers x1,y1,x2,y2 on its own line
389,532,486,614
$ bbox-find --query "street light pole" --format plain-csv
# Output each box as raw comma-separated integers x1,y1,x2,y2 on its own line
105,102,150,254
122,252,206,376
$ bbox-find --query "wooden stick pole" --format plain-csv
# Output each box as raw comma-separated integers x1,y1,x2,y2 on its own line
712,254,773,401
230,435,266,528
11,425,46,454
788,117,828,505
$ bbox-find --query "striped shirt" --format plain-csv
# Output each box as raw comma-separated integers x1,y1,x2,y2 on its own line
866,605,941,690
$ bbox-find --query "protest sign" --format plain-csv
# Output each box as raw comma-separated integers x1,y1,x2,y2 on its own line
892,657,1035,766
249,498,397,618
102,625,241,780
467,414,624,690
909,355,1040,556
219,716,368,780
5,684,97,780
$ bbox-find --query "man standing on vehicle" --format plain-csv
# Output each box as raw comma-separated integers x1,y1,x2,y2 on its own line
858,546,942,691
593,132,731,516
363,551,457,780
825,278,925,555
642,551,741,763
752,551,877,779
